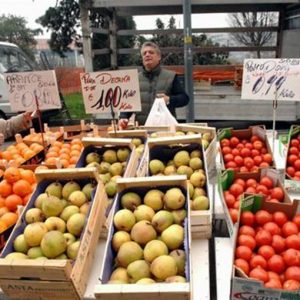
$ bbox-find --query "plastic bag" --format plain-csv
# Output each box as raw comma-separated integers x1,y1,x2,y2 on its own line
144,98,178,127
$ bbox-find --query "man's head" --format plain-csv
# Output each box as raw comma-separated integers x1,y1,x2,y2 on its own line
140,42,161,71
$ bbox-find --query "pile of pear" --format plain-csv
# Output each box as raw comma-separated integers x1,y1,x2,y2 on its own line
149,149,209,211
131,138,145,156
5,180,96,261
108,187,188,284
84,147,131,200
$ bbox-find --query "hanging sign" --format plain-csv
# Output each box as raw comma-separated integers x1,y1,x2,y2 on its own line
80,69,141,114
241,59,300,101
4,70,61,112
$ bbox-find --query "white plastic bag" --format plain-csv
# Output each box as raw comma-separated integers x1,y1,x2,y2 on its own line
144,98,178,127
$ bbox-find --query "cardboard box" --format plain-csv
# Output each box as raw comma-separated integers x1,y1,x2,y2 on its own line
218,125,276,171
77,137,139,178
230,195,300,299
95,176,192,300
0,168,108,300
145,135,212,236
218,168,290,238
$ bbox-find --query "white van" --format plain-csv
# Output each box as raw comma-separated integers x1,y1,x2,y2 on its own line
0,41,39,119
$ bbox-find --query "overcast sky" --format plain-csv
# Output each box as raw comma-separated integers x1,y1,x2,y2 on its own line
1,0,228,38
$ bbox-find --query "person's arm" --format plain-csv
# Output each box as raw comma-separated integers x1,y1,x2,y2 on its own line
118,111,133,129
168,75,190,108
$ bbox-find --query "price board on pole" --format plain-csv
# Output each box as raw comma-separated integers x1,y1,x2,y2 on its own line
80,69,141,114
4,70,61,112
241,59,300,101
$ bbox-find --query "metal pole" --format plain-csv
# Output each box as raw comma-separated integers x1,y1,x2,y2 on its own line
183,0,194,122
109,8,118,69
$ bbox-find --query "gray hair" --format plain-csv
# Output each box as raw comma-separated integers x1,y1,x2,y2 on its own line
140,42,161,56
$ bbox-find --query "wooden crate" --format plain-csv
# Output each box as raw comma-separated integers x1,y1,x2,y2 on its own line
78,137,139,177
0,168,108,300
95,176,192,300
146,135,212,231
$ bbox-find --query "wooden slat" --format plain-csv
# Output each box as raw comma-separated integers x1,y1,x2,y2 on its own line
81,137,133,147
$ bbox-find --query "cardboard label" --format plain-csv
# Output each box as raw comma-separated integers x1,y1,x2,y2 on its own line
242,58,300,101
4,70,61,111
80,69,141,114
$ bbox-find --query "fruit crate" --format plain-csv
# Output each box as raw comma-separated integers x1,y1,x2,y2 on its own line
94,176,192,300
218,125,276,172
218,168,290,237
146,135,212,237
230,195,300,299
22,128,63,147
77,137,139,178
0,168,108,300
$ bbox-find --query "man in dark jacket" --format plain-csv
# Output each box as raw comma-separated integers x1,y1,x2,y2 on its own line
118,41,189,128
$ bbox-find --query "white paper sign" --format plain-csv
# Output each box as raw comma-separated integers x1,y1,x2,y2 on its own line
4,70,61,112
80,69,141,114
241,59,300,101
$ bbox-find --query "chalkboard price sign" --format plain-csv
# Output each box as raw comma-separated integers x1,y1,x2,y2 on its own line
241,59,300,101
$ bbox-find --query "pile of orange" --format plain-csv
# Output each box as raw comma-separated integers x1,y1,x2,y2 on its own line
23,131,62,145
0,166,36,233
44,138,83,168
0,142,44,166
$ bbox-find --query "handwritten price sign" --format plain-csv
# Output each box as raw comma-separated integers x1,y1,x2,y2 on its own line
4,70,61,112
241,59,300,101
80,69,141,114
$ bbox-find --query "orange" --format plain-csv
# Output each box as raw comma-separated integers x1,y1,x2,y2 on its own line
20,169,36,185
45,157,57,165
0,196,5,208
22,193,32,206
59,159,69,168
16,142,28,151
1,212,18,227
61,143,71,149
35,165,49,171
1,151,12,161
71,138,82,146
59,153,70,161
23,149,36,160
46,151,59,159
71,144,82,152
0,207,9,217
70,149,81,157
0,220,8,233
69,156,79,164
53,141,63,148
0,180,12,197
5,194,23,211
49,146,61,153
12,179,32,197
4,167,22,184
0,169,4,178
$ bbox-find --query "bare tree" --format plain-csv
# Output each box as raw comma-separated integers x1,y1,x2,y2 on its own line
228,12,278,58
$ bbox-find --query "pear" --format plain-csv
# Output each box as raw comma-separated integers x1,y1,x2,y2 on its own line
149,159,165,175
161,224,184,250
24,222,48,247
103,149,117,164
176,165,193,179
165,275,186,283
173,151,190,167
151,210,173,232
190,172,206,188
116,241,143,268
25,208,45,223
144,189,164,211
27,247,44,259
13,234,29,253
34,193,48,209
192,196,209,210
113,209,136,232
163,188,185,210
170,249,186,276
193,187,207,199
144,240,168,263
67,240,80,259
82,182,95,201
55,253,68,259
110,267,129,283
85,152,100,164
67,213,86,236
127,260,150,283
189,157,203,170
68,190,87,207
45,182,63,198
64,233,76,246
131,138,142,147
121,192,141,211
40,231,67,259
136,278,155,284
133,205,155,222
187,181,194,198
80,202,90,215
62,181,81,200
109,162,123,176
150,255,177,280
172,209,187,225
5,252,28,260
60,205,80,221
117,148,130,162
105,181,117,197
99,173,111,184
98,162,111,174
130,220,157,246
190,150,201,158
112,231,131,252
42,195,64,217
44,217,66,232
164,165,177,175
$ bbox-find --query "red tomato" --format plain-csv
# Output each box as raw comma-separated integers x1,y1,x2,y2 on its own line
290,138,300,148
292,214,300,229
234,155,244,166
222,146,232,155
245,186,257,194
285,234,300,250
255,184,269,195
231,148,240,156
250,135,260,143
268,271,282,282
260,176,274,189
230,136,240,147
238,234,256,250
224,193,235,208
289,146,299,155
261,147,268,154
240,148,251,158
246,178,258,188
273,211,288,227
234,178,246,188
225,161,237,169
235,245,252,261
239,225,256,238
253,155,263,166
234,258,250,275
287,166,296,177
282,222,299,237
263,153,273,164
282,248,300,266
253,140,263,150
240,166,250,173
272,235,286,254
259,162,270,168
255,229,272,247
258,245,275,260
233,200,240,210
244,157,254,170
229,208,239,223
294,159,300,171
288,154,298,165
251,149,260,157
264,278,282,289
255,210,273,226
220,138,230,147
245,142,253,150
249,266,269,283
250,255,267,269
285,266,300,282
268,254,286,274
240,211,255,226
236,143,245,150
283,279,300,290
229,183,244,197
270,187,284,202
263,222,281,236
224,153,234,162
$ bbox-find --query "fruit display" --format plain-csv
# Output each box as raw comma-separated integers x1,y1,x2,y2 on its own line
220,169,287,226
285,125,300,180
99,176,191,296
147,135,209,211
218,126,274,172
0,168,107,300
23,130,62,145
233,195,300,295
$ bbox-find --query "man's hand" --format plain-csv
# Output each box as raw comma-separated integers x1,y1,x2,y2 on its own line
22,112,32,127
156,93,170,105
118,118,129,130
